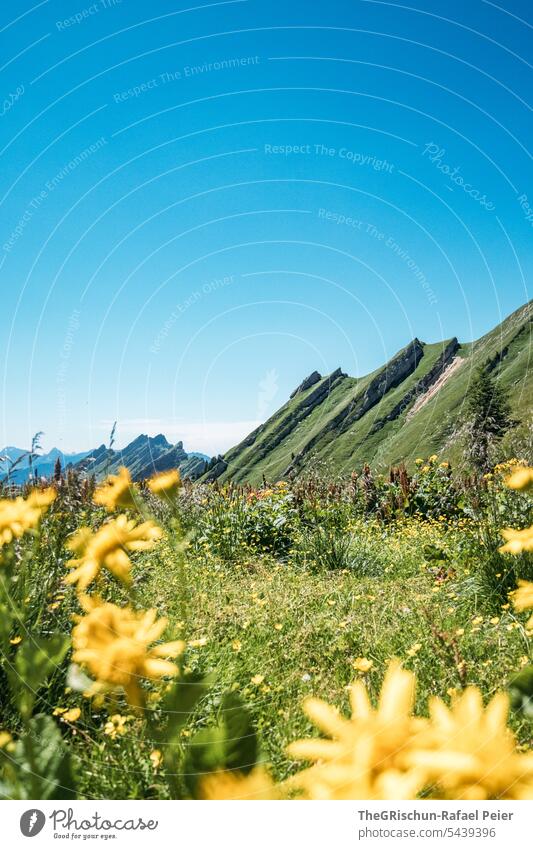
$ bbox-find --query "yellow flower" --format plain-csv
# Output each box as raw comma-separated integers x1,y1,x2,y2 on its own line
72,597,185,707
199,767,279,800
231,639,242,652
93,467,138,512
66,515,162,590
0,488,56,547
0,731,13,748
287,661,426,799
510,580,533,629
407,643,422,658
511,580,533,612
407,689,533,799
415,458,424,465
188,637,208,648
429,454,438,463
150,749,163,770
251,674,265,685
147,469,182,499
62,708,81,723
500,526,533,555
104,714,131,738
353,657,373,673
506,467,533,492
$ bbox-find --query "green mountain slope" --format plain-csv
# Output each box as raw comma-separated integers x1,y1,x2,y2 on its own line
203,301,532,484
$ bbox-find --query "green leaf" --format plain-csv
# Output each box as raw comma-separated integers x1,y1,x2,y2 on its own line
9,633,70,717
157,670,213,744
4,715,76,800
219,692,258,774
0,603,13,655
509,666,533,718
184,691,258,796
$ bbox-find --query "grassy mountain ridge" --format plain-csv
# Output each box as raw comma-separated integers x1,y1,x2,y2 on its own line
203,301,532,484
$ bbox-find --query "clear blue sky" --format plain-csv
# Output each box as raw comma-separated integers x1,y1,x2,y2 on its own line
1,0,531,455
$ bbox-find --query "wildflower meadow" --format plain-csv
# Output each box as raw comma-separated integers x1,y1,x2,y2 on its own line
1,457,533,801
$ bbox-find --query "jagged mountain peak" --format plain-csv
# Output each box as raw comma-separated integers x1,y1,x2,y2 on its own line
74,433,204,482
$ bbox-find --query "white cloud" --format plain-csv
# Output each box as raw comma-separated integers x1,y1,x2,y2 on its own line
99,419,262,456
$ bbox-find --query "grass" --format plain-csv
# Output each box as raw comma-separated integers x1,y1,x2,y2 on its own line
145,521,530,785
1,460,533,800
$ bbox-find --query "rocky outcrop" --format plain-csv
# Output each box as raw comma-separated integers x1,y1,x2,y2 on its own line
290,371,322,398
202,457,228,481
135,441,189,481
207,369,349,481
369,338,459,434
285,340,424,473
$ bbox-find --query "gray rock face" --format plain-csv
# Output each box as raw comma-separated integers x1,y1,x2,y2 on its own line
290,371,322,398
285,340,425,473
368,338,459,434
202,458,228,481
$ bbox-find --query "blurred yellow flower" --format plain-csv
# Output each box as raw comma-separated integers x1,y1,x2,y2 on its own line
104,714,131,739
66,515,162,590
72,597,185,707
0,731,13,748
353,657,374,673
406,688,533,799
93,467,138,512
251,674,265,685
510,580,533,629
188,637,208,648
199,767,279,800
147,469,182,498
506,467,533,492
511,580,533,612
287,661,426,799
150,749,163,770
62,708,81,723
0,487,56,547
407,643,422,658
500,526,533,555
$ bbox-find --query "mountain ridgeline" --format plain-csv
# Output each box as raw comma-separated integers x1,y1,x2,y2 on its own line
74,434,208,481
201,301,533,485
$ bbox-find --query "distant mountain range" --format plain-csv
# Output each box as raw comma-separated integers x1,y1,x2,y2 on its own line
1,436,209,484
0,446,91,484
201,300,533,485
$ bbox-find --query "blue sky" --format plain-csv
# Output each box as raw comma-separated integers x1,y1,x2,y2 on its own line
0,0,531,455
